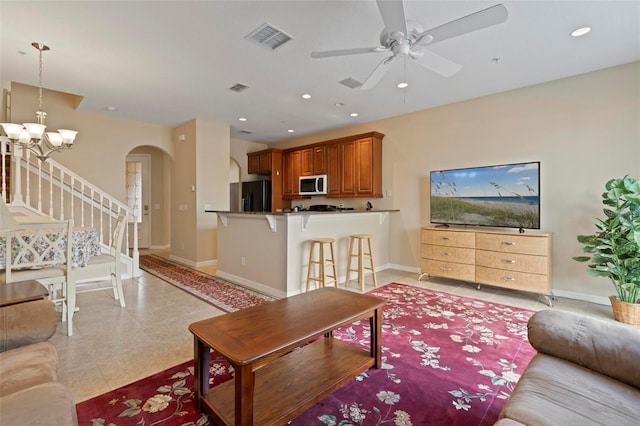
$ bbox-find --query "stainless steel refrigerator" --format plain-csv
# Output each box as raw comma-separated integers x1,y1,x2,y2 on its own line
242,180,271,212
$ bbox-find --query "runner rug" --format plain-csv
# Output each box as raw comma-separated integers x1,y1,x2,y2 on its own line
139,254,274,312
76,283,537,426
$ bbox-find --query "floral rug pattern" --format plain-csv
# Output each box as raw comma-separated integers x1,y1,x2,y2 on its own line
76,283,536,426
139,254,274,312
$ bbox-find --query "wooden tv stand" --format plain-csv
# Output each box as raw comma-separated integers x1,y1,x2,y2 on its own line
189,287,385,426
420,226,554,305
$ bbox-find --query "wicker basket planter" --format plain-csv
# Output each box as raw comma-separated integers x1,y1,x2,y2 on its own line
609,296,640,325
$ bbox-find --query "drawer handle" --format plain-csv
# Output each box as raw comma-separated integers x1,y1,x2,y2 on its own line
502,241,516,246
440,266,452,271
441,252,451,256
502,259,516,264
441,237,450,240
502,276,516,281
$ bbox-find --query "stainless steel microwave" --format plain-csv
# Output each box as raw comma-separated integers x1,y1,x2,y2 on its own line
299,174,328,195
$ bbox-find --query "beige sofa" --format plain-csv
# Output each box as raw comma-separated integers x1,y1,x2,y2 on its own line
0,299,78,425
496,309,640,425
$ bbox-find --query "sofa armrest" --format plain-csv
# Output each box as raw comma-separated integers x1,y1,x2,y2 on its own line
0,300,57,352
527,309,640,389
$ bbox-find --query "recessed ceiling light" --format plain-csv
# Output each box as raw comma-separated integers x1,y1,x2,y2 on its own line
301,93,311,99
239,117,247,121
105,106,118,112
350,113,359,117
287,129,295,133
571,26,591,37
335,102,344,107
397,82,408,89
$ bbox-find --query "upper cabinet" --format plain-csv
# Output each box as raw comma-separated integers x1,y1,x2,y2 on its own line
248,149,277,175
283,131,383,199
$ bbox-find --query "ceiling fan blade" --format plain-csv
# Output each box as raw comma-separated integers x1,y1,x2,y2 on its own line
360,55,397,90
311,47,388,59
412,50,462,77
415,3,508,46
376,0,408,35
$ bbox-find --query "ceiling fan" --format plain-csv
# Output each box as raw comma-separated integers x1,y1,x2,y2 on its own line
311,0,508,90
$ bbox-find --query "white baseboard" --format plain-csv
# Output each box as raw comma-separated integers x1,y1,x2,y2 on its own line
552,289,610,306
215,270,287,299
165,254,216,269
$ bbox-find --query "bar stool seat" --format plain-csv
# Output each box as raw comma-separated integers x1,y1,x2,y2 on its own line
306,238,338,291
345,234,377,291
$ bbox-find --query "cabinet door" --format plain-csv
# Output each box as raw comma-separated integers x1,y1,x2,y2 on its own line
326,144,341,196
283,150,302,196
259,152,272,173
340,140,356,194
313,146,327,174
355,137,374,194
300,148,314,176
248,153,260,175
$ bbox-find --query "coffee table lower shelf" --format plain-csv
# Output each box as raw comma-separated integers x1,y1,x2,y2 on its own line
201,338,374,426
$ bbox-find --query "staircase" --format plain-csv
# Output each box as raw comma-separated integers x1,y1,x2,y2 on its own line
1,139,140,278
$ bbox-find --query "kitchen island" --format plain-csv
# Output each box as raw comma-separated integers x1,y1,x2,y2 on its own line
207,209,398,298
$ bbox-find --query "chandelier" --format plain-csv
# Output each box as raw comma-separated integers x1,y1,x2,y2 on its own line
0,42,78,162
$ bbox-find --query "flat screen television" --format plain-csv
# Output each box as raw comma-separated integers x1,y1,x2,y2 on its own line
430,161,540,230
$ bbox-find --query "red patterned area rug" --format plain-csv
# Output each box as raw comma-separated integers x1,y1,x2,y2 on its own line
139,254,274,312
76,283,537,426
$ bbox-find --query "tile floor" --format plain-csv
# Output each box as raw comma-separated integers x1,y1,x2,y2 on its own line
50,252,614,404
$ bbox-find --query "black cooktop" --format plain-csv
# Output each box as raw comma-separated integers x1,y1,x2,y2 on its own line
308,204,354,212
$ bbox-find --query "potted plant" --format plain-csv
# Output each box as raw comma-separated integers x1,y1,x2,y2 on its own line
573,176,640,325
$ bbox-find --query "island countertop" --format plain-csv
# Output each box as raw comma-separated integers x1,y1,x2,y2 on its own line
205,209,399,215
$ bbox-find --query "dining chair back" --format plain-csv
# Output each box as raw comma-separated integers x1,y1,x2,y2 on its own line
1,220,75,335
74,214,127,307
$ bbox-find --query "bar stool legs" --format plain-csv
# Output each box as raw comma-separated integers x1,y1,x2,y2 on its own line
306,238,338,291
345,234,377,291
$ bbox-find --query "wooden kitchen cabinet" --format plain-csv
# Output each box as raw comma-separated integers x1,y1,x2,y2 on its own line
248,149,277,175
283,150,302,197
282,131,383,199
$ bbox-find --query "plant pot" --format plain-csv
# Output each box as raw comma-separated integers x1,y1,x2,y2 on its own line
609,296,640,325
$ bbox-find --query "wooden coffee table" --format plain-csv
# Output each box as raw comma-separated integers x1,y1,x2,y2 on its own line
0,280,49,307
189,287,386,426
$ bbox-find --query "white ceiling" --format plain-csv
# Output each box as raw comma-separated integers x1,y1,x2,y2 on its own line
1,1,639,143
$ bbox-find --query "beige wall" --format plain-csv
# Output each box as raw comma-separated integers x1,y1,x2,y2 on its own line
271,62,640,302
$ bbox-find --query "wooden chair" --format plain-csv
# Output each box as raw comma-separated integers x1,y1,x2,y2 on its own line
1,220,75,336
74,215,127,307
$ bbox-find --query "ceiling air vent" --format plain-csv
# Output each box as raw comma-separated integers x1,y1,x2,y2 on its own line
229,83,249,93
339,78,363,89
245,23,294,50
238,130,253,135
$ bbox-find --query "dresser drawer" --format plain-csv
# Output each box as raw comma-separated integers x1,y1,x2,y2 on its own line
422,229,475,248
476,266,550,294
476,233,549,256
422,244,475,265
421,259,475,282
476,250,549,275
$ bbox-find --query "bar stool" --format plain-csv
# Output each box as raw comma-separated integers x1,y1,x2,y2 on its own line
345,234,377,291
306,238,338,291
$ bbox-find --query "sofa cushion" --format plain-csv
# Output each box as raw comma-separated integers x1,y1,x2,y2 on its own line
0,300,57,352
527,309,640,390
500,354,640,425
0,341,58,397
0,382,78,425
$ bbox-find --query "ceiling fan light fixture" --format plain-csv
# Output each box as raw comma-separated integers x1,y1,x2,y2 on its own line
571,26,591,37
397,82,409,89
301,93,311,99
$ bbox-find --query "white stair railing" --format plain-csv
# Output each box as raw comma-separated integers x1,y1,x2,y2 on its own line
0,139,139,277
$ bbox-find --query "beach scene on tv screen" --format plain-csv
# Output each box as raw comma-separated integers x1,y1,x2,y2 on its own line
431,162,540,229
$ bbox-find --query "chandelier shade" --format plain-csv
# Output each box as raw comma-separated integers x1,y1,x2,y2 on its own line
0,42,78,162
